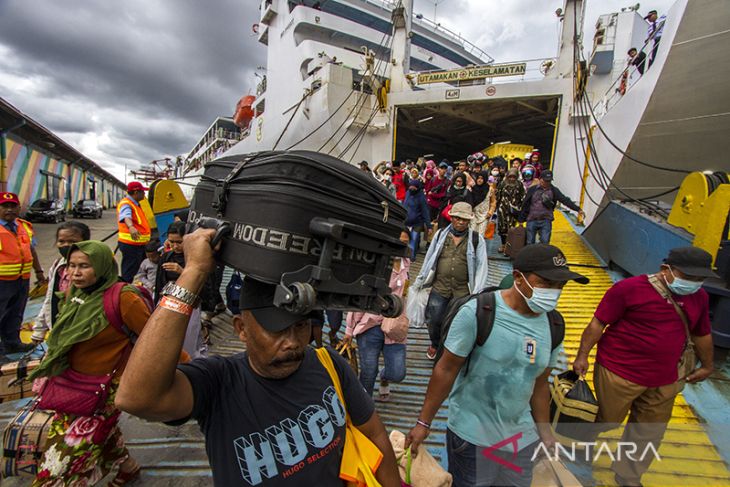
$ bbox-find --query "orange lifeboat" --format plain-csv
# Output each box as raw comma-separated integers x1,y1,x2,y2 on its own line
233,95,256,128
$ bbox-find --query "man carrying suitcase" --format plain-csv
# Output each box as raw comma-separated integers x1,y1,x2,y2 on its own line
519,170,584,245
117,228,402,486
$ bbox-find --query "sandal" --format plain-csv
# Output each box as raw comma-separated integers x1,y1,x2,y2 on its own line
376,382,391,402
109,463,141,486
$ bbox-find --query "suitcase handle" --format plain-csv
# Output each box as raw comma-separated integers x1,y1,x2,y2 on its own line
190,217,232,250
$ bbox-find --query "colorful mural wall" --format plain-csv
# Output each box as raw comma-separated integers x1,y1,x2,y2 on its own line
3,134,125,210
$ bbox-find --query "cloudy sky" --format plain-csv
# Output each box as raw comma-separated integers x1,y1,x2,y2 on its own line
0,0,673,180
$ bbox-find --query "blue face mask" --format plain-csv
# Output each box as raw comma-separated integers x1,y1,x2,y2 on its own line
665,268,703,295
515,272,562,313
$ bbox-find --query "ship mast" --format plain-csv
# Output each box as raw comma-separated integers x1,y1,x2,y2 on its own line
389,0,413,93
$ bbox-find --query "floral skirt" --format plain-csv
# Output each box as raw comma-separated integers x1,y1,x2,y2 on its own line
32,383,128,486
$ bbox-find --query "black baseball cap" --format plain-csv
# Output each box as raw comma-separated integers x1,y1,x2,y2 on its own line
664,247,719,278
239,277,309,332
540,170,554,181
514,244,589,284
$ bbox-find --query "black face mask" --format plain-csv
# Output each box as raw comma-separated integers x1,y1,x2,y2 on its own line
58,246,72,259
450,226,468,237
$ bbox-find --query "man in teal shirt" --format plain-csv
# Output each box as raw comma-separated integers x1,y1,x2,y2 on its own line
406,244,589,486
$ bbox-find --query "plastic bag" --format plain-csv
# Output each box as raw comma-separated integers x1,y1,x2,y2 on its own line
382,314,409,342
406,286,430,328
389,430,452,487
484,221,496,240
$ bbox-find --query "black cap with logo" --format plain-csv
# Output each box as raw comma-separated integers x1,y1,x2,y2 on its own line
239,277,309,332
540,170,554,181
514,244,589,284
664,246,719,278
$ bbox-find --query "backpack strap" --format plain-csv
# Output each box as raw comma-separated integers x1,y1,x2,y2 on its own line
547,309,566,351
103,282,139,343
463,291,497,376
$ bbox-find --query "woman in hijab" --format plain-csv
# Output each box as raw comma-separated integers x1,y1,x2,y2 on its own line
28,241,158,486
521,164,539,191
437,172,470,229
496,169,526,254
404,180,430,259
468,172,496,236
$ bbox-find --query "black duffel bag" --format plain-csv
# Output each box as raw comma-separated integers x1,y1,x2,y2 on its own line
190,150,408,317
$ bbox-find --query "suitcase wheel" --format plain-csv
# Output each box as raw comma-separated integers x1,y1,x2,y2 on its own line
288,282,316,315
380,294,403,318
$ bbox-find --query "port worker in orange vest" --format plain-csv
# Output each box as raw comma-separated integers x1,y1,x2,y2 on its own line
0,192,44,361
117,182,151,283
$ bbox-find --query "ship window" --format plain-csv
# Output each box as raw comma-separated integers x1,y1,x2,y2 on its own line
300,58,314,79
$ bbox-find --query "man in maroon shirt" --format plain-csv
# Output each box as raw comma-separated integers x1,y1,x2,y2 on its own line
573,247,716,486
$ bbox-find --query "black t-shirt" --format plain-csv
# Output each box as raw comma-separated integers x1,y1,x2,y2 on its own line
177,347,375,486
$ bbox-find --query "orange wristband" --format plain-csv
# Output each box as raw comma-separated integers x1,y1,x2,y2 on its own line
160,296,193,316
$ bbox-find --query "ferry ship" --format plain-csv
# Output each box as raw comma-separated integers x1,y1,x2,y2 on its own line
3,0,728,486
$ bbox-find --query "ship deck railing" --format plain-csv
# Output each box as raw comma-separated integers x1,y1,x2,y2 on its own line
592,19,667,118
358,0,494,64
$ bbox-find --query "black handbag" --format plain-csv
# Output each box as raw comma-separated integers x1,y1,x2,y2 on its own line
190,151,408,317
549,370,599,442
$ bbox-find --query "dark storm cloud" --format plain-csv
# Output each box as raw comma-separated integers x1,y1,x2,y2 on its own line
0,0,265,172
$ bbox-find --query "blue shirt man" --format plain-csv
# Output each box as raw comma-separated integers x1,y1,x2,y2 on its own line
405,244,589,487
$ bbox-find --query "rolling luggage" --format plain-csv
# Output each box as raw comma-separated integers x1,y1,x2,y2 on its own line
190,151,408,317
1,400,53,478
505,224,526,258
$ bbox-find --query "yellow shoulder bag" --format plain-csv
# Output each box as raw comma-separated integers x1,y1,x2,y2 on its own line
315,347,383,487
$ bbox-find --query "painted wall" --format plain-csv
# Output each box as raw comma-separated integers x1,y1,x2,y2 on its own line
3,134,125,210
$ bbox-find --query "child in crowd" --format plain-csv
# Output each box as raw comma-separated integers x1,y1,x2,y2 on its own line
134,241,160,292
155,221,207,359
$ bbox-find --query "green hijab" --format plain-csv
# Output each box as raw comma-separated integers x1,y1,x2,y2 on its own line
30,240,120,379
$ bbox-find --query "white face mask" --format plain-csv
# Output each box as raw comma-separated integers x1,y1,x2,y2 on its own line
515,272,562,313
491,170,499,176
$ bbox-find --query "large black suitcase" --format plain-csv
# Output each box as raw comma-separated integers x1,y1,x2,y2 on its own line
190,151,408,316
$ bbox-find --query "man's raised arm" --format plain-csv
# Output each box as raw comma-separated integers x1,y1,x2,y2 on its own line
116,228,217,421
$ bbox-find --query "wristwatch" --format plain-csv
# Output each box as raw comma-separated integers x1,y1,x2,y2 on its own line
161,282,201,307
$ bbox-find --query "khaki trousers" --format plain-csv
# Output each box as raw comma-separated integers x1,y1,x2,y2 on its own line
593,363,679,484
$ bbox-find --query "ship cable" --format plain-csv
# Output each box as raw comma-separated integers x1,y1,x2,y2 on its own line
339,104,381,160
579,95,670,216
285,89,356,150
323,0,401,157
570,12,671,217
272,90,311,150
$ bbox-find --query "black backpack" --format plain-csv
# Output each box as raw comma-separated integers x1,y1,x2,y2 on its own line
435,288,566,375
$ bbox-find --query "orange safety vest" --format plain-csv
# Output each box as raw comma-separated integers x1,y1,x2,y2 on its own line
117,197,151,245
0,218,34,280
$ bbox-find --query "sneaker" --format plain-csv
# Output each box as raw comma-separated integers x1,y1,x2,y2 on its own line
426,346,437,360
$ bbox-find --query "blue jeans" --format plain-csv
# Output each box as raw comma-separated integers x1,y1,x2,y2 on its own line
447,429,536,487
526,219,552,245
425,290,451,348
0,278,29,350
355,326,406,396
408,227,421,260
